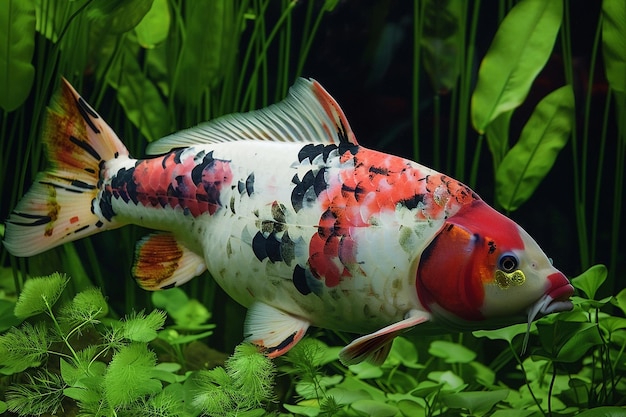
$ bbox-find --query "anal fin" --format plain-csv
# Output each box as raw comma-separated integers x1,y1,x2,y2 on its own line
339,310,431,366
133,232,206,290
244,302,310,358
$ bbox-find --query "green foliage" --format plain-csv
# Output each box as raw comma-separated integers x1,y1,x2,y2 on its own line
471,0,562,136
0,0,36,112
13,272,68,319
191,343,276,415
495,85,575,211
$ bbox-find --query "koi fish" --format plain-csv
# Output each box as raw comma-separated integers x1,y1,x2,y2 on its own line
3,78,574,365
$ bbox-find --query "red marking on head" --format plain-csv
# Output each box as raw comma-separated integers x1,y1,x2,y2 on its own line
416,201,524,320
70,216,79,224
547,272,575,300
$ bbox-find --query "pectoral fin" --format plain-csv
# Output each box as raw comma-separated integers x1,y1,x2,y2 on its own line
339,310,431,366
133,232,207,290
244,302,310,358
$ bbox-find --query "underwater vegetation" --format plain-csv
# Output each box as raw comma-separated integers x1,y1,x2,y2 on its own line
0,0,625,416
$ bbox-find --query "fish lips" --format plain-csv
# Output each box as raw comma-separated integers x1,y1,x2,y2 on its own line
528,272,575,319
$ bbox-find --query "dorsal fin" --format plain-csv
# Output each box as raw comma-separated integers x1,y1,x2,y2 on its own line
146,78,358,155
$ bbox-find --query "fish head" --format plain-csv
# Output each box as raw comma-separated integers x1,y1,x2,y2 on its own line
415,200,574,326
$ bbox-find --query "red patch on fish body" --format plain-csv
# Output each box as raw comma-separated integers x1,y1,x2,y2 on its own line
307,145,477,289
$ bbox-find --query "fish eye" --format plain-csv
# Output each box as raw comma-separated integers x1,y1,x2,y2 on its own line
498,253,519,273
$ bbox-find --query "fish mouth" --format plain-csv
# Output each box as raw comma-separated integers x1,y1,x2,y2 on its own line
527,273,575,320
521,273,574,353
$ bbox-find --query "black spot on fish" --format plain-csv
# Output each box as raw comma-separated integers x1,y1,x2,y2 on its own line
265,332,297,355
401,194,425,210
7,212,51,227
369,166,388,175
246,172,255,196
252,232,267,261
488,241,496,254
173,148,185,164
71,179,96,190
298,143,325,162
76,98,101,134
99,193,115,221
293,265,312,295
314,167,327,196
191,151,215,185
70,135,101,161
161,283,176,290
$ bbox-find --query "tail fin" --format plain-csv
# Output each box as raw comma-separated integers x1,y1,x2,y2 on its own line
3,79,129,257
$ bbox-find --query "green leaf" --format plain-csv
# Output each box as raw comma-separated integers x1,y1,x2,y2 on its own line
421,0,463,93
613,287,626,315
571,264,608,300
496,85,574,211
602,0,626,92
88,0,154,34
0,299,20,332
428,340,476,363
14,273,69,319
121,309,166,342
103,343,162,407
111,40,171,142
351,400,398,417
349,361,384,379
174,0,238,104
428,370,466,392
575,407,626,417
60,287,109,326
485,111,514,169
134,0,170,48
441,390,509,415
474,323,534,345
0,323,49,374
471,0,562,133
536,321,603,362
0,0,35,112
0,400,7,414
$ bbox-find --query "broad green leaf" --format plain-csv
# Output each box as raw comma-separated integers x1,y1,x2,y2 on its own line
471,0,562,133
428,340,476,363
351,400,398,417
536,321,602,362
571,264,607,300
491,409,537,417
485,111,513,170
576,407,626,417
134,0,170,48
87,0,154,34
0,0,36,112
496,85,574,211
349,361,384,379
474,323,535,346
602,0,626,92
174,0,237,104
112,41,171,142
282,404,320,417
613,287,626,315
428,371,467,393
421,0,463,94
0,400,7,414
441,390,509,415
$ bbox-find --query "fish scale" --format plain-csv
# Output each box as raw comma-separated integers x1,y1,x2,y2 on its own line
3,77,575,365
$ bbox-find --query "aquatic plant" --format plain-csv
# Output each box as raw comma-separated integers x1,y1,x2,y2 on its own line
1,0,625,415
